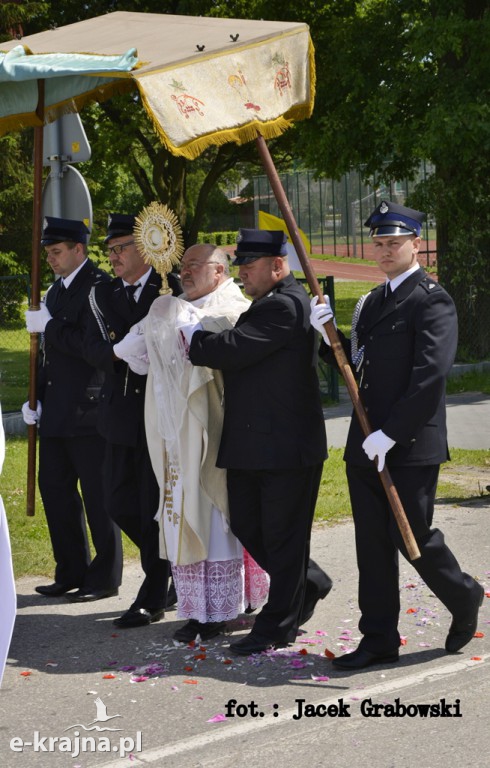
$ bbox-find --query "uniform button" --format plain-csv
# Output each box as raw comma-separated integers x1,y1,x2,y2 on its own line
369,335,373,341
47,381,52,386
365,407,369,412
135,388,141,394
365,359,370,365
363,383,369,389
410,438,416,443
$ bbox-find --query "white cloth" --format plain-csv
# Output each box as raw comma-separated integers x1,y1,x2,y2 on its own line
144,279,269,622
145,279,250,564
0,403,16,686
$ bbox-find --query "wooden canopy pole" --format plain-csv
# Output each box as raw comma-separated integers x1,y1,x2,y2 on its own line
255,134,420,560
26,79,45,516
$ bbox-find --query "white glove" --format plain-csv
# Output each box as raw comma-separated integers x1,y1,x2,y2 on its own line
25,303,52,333
310,295,336,345
126,354,150,375
22,400,42,425
177,321,203,344
362,429,396,472
113,331,148,361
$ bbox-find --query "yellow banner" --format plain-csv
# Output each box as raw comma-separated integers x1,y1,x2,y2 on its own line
258,210,311,254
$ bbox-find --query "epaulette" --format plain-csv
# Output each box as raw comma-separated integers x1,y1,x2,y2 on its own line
419,276,442,294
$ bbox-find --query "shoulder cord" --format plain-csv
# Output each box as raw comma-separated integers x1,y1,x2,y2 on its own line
350,293,369,371
88,286,111,343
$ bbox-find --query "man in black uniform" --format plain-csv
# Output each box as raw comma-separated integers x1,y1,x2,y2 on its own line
84,213,180,628
189,229,332,655
23,217,122,601
311,200,484,669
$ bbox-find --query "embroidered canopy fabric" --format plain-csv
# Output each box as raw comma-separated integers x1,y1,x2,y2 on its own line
0,11,315,159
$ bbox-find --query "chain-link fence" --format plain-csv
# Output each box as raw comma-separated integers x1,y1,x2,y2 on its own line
253,164,437,268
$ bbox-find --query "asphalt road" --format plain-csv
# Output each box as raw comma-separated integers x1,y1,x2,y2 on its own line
1,499,488,768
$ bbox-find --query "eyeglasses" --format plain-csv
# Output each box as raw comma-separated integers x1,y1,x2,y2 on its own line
107,240,135,256
180,261,220,272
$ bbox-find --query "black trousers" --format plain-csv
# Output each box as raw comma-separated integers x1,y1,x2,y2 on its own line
38,434,122,590
227,463,328,643
347,463,479,653
103,434,169,611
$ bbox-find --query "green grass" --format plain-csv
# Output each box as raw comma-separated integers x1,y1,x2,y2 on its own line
2,437,488,579
446,369,490,395
2,436,139,580
0,340,29,412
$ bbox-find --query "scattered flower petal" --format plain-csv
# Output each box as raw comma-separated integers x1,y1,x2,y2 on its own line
184,679,198,684
474,632,484,638
324,648,336,659
207,714,227,723
20,671,32,677
311,675,330,682
103,673,116,679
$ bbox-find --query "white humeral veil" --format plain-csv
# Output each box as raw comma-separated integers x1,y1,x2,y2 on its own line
144,279,269,622
0,403,16,686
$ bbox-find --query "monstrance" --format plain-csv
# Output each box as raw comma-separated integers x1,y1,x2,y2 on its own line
134,201,184,294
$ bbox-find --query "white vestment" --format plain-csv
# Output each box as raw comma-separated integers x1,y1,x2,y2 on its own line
0,403,16,686
145,279,268,622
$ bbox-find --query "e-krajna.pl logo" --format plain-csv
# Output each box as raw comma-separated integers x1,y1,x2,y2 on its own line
9,697,143,758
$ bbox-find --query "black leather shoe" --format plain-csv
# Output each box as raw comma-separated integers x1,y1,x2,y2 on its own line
300,575,333,625
113,607,164,628
65,588,119,603
35,583,79,597
445,583,484,653
165,581,178,609
229,632,289,656
173,619,226,643
332,647,399,670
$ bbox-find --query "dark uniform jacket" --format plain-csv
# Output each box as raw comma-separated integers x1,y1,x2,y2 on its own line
189,273,327,470
38,259,109,437
84,269,181,447
321,268,457,467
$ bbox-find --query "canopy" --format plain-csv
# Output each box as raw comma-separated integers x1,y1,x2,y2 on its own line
0,11,315,159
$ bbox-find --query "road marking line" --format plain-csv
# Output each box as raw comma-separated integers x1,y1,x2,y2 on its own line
94,653,488,767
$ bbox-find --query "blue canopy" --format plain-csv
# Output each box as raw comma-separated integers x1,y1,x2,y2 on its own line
0,44,139,134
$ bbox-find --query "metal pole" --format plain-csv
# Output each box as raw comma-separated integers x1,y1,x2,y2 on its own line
255,134,420,561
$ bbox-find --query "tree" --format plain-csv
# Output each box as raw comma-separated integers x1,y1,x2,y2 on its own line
0,0,284,250
248,0,490,359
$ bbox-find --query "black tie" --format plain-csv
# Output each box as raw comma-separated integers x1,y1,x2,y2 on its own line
384,283,392,300
53,280,65,307
125,283,140,307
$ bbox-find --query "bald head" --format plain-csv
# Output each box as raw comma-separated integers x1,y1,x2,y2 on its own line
180,244,230,301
